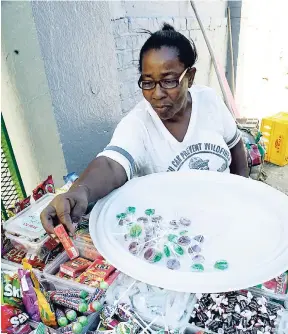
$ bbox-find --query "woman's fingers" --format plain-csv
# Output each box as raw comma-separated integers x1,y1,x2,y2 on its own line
55,197,75,236
40,205,57,235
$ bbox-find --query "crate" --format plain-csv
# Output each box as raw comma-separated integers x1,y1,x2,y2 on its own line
260,112,288,166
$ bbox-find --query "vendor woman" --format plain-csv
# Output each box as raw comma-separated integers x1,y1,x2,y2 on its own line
41,23,248,235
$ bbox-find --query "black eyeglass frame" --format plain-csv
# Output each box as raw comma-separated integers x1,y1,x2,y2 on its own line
138,67,190,90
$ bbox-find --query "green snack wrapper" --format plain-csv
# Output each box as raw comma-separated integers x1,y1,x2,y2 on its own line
1,271,22,308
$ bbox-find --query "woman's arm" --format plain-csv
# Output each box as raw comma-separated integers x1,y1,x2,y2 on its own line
41,157,127,235
229,138,249,177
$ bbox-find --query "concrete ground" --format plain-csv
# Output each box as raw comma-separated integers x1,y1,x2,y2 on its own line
262,162,288,195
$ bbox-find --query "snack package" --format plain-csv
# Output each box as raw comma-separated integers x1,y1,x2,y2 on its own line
256,272,288,294
3,248,27,264
54,224,79,260
56,271,74,281
38,236,60,260
74,229,93,245
23,263,57,327
1,232,14,256
33,175,55,201
18,269,41,322
1,304,29,333
14,196,31,214
76,258,115,287
23,252,45,271
1,271,23,308
60,257,93,278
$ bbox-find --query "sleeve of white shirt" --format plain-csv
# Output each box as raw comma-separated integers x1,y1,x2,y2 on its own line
214,90,241,149
97,115,146,180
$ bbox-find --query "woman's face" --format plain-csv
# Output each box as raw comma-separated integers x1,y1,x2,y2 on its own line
140,46,196,121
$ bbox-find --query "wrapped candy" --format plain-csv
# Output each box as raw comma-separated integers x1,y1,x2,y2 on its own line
1,271,22,308
32,175,55,201
1,305,29,333
18,269,40,322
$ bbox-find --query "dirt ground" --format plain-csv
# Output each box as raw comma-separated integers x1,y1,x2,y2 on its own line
262,162,288,195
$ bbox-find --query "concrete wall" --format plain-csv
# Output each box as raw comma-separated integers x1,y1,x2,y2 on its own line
31,1,122,174
1,1,67,192
110,1,229,113
235,0,288,118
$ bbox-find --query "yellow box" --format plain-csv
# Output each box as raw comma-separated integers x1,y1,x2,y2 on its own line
260,112,288,166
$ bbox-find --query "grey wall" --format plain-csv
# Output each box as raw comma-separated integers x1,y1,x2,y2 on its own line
111,1,229,114
31,1,122,174
226,0,242,93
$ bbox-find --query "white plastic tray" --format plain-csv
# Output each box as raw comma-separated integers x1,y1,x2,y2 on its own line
43,240,101,293
90,171,288,293
3,194,55,246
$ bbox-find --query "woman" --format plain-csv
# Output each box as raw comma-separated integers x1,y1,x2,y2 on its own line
41,24,248,235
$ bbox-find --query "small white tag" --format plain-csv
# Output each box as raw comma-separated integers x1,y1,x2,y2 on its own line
21,276,29,292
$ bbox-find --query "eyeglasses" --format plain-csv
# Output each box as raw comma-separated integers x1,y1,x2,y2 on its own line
138,68,190,90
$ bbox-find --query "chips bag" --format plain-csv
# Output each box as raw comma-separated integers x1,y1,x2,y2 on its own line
14,196,31,214
1,271,23,308
23,263,57,327
18,269,41,322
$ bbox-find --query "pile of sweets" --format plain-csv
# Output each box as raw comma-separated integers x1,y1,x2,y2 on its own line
189,291,284,333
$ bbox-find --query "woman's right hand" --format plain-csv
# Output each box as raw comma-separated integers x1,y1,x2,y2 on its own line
40,186,89,236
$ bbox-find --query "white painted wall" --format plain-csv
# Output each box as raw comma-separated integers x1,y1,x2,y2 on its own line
235,0,288,118
1,1,67,192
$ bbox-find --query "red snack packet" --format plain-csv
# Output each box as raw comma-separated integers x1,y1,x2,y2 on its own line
33,175,55,201
105,270,120,286
60,257,93,278
261,272,288,294
22,253,46,271
1,305,30,333
54,224,79,260
76,258,115,287
14,196,31,214
80,244,102,261
3,248,27,264
18,269,41,322
38,236,60,261
56,271,74,281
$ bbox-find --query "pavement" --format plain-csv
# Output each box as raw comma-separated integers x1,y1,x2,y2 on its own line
262,162,288,195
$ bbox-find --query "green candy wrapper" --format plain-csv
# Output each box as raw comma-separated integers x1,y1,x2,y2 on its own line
1,271,22,308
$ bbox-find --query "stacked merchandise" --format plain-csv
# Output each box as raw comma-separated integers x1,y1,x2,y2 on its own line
1,173,288,334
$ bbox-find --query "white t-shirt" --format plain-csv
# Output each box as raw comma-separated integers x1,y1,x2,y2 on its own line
98,85,241,180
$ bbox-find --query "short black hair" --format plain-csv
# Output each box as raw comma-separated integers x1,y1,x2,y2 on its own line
138,23,198,72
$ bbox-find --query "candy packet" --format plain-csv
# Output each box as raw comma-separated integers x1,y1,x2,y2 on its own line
54,224,79,260
14,196,31,214
23,263,57,327
1,304,30,333
60,257,93,278
33,175,55,201
2,247,27,264
76,258,115,287
18,269,41,322
1,232,14,256
255,271,288,294
1,271,23,308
